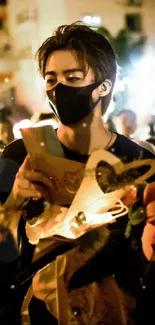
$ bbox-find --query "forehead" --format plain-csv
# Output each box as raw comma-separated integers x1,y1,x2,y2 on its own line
119,113,136,121
45,49,86,74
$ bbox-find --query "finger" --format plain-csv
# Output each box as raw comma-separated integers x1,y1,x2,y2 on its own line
14,176,49,202
24,171,55,189
146,201,155,219
15,176,39,192
32,184,51,201
19,189,42,200
144,182,155,206
32,197,40,201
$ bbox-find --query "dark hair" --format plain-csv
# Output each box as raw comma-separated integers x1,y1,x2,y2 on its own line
36,22,117,114
117,109,137,120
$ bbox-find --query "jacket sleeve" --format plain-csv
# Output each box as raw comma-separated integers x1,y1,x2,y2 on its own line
0,140,34,312
0,139,27,204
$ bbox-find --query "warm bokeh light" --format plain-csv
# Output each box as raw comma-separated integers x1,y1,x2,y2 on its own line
4,77,9,83
13,119,32,139
82,15,102,26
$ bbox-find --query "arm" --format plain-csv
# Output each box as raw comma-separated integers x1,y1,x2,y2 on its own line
0,139,26,204
0,141,29,310
0,151,56,316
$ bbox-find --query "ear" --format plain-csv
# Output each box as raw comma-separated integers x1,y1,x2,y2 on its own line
99,79,112,97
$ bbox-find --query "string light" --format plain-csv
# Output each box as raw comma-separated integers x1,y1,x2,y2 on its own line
4,78,9,83
82,15,102,27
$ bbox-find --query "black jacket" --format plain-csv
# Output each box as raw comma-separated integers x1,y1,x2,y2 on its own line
0,134,154,325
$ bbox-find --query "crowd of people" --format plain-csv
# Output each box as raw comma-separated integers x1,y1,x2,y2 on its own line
0,22,155,325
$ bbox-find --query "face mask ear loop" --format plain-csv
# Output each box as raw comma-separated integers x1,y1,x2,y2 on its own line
47,81,60,120
91,96,102,111
48,101,60,121
90,79,104,111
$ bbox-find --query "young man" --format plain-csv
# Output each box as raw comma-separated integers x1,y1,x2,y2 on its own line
114,109,137,138
114,109,155,153
0,22,154,324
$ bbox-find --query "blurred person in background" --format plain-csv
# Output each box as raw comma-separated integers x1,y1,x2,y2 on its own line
0,120,14,152
0,106,14,153
114,109,137,138
147,121,155,146
114,109,155,154
0,22,154,325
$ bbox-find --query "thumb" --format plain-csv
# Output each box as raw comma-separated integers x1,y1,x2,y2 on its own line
143,182,155,206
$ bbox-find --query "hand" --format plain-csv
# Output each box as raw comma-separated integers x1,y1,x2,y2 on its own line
142,182,155,260
4,155,55,211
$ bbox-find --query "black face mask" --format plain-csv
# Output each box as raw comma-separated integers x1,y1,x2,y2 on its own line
46,81,102,126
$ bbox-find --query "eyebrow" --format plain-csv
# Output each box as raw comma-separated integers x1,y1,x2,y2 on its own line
44,69,84,77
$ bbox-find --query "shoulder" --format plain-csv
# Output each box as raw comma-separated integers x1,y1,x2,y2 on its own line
113,134,154,161
111,133,155,183
1,138,27,166
134,139,155,155
0,139,27,202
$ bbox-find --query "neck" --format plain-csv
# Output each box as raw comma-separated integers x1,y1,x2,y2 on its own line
57,113,116,155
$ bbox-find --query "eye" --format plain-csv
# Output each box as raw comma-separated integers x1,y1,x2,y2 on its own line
46,78,56,85
67,76,81,82
45,78,57,90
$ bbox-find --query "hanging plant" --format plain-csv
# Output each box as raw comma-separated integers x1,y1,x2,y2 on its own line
97,26,115,47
